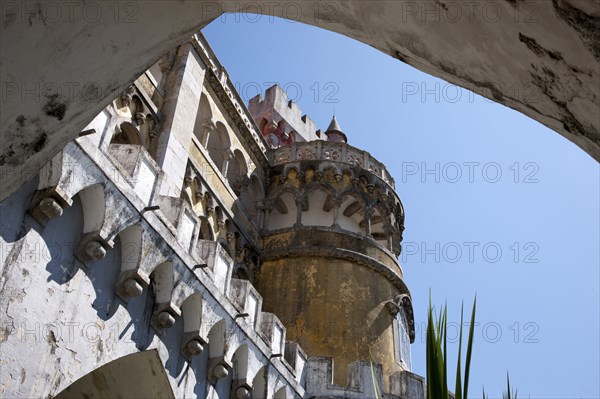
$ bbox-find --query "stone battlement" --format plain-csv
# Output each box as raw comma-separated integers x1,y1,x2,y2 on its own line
249,85,320,143
305,357,425,399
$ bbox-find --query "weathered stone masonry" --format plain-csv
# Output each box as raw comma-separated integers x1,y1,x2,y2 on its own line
1,33,424,398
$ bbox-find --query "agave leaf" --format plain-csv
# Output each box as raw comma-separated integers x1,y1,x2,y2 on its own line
455,303,464,399
463,296,477,398
426,300,437,398
442,305,448,399
369,349,382,399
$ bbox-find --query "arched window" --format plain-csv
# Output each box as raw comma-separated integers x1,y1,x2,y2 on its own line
207,122,231,173
111,122,143,145
241,175,264,223
227,150,248,194
393,308,412,370
193,94,213,145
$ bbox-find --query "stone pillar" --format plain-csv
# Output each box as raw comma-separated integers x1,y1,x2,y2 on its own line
294,193,306,227
221,151,232,177
155,43,207,197
364,207,373,237
200,120,215,148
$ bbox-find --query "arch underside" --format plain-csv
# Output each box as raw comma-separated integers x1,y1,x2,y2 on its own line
0,0,598,203
55,350,175,399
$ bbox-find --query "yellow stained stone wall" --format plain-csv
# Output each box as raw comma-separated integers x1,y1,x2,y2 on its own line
258,254,405,388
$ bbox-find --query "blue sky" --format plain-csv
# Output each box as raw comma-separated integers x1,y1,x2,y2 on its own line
203,15,600,398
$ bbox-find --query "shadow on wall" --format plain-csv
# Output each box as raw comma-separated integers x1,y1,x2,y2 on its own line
0,177,165,378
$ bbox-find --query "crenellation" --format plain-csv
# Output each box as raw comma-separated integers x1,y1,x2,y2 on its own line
249,84,320,145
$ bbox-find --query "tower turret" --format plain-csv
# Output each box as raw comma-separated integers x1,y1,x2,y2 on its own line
254,104,414,391
324,115,348,143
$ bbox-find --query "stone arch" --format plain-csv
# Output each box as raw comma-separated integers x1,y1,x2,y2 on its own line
55,350,174,399
78,184,106,234
206,318,232,385
149,261,181,331
369,200,394,249
274,386,290,399
207,121,232,172
302,184,336,227
113,223,155,302
180,293,203,333
180,293,207,359
229,344,253,398
227,149,249,193
193,93,214,145
234,264,251,281
241,173,264,222
266,186,300,230
251,365,267,399
2,3,598,202
198,215,215,241
337,189,367,234
69,181,141,267
111,122,143,146
208,319,228,359
150,261,175,304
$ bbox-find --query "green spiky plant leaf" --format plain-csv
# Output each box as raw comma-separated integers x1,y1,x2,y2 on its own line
463,297,477,398
426,296,476,399
369,349,383,399
503,373,517,399
427,295,518,399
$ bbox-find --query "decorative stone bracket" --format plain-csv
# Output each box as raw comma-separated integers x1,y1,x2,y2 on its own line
181,331,208,360
232,379,253,399
75,231,113,267
208,355,232,384
115,268,151,302
151,301,182,331
28,186,73,226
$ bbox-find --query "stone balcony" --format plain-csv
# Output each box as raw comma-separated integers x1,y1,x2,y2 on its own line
264,140,404,257
269,140,395,189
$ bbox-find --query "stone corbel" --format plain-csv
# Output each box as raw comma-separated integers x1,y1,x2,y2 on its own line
28,186,73,226
208,355,232,384
149,126,158,139
314,170,324,182
294,193,308,212
226,231,235,243
134,111,146,126
205,193,214,215
297,171,306,183
120,85,135,107
115,268,150,302
75,231,113,267
334,171,343,182
150,302,182,331
232,380,253,399
181,331,208,360
216,209,225,229
385,299,401,316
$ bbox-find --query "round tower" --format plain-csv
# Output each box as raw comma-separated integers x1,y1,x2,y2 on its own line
257,116,414,389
